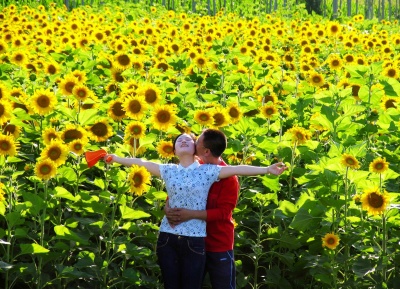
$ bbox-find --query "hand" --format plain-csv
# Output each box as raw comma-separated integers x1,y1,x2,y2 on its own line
268,162,287,175
165,208,192,226
104,154,116,164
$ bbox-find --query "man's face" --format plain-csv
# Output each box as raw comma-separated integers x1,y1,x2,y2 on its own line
195,134,207,161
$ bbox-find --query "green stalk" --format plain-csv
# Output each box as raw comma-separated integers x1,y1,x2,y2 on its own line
288,141,297,199
343,166,350,284
37,180,49,289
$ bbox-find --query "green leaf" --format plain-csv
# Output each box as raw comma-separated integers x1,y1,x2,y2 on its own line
21,192,45,216
53,186,76,201
54,225,89,245
20,243,49,255
94,178,106,190
5,211,24,228
290,200,325,232
78,109,98,126
261,176,282,193
58,167,77,182
120,205,150,220
0,260,13,270
278,200,297,217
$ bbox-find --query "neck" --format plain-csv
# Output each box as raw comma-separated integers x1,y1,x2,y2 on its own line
179,155,196,168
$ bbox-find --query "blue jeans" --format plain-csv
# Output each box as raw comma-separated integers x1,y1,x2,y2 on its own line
156,232,206,289
205,250,236,289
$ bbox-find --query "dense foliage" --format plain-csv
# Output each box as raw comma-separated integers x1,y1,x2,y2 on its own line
0,2,399,289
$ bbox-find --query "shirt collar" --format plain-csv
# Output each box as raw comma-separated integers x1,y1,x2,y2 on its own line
178,160,201,171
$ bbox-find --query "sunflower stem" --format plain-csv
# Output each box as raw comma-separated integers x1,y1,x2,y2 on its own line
37,180,49,289
288,141,297,200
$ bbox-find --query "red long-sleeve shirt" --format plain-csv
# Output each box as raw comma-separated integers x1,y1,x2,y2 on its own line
205,160,239,252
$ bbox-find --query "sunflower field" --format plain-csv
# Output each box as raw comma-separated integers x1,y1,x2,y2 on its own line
0,1,400,289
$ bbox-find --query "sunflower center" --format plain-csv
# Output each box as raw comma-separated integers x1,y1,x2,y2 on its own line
91,123,108,137
145,89,157,104
65,81,75,93
132,126,142,135
0,140,10,150
37,95,50,108
0,104,4,116
64,129,83,141
200,114,209,121
39,164,51,174
229,107,239,118
77,89,87,98
15,54,23,61
265,108,274,115
368,192,384,208
117,54,130,66
387,69,396,77
375,163,384,170
73,143,82,150
312,76,322,83
327,237,335,245
129,100,142,114
49,148,61,160
133,173,143,186
47,65,56,74
296,132,305,140
163,146,173,153
346,158,355,165
385,99,396,109
112,102,125,116
332,60,340,67
157,111,171,123
213,113,224,126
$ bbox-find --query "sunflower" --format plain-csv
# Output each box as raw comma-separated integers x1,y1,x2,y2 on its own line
59,74,79,96
127,165,151,196
123,96,147,120
2,123,21,139
10,51,28,66
113,52,132,70
40,140,68,167
0,100,12,125
61,124,88,143
343,53,355,64
286,126,312,145
0,133,19,156
42,127,61,145
45,61,60,75
341,153,360,169
383,66,399,79
327,22,341,36
111,68,124,83
68,139,87,155
151,104,177,131
308,71,325,87
226,102,242,123
88,118,114,142
125,121,146,140
107,98,126,121
369,157,389,174
72,84,93,102
194,55,207,69
136,83,161,106
211,107,229,128
71,70,87,84
361,187,390,215
0,40,8,54
157,140,174,158
260,104,278,119
322,233,340,250
30,89,57,115
381,96,398,110
327,54,343,71
194,110,213,126
34,159,57,180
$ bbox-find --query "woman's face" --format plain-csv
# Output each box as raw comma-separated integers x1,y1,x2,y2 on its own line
174,133,196,156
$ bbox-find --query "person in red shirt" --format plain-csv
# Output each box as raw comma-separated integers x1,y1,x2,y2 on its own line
165,129,240,289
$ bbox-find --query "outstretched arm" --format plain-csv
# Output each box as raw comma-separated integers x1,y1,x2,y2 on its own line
104,154,161,177
218,162,287,179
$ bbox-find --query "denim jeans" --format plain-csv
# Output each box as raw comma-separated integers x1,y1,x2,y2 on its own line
205,250,236,289
156,232,206,289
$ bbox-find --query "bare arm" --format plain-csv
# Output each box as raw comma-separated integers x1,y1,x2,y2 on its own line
105,154,161,177
218,162,287,179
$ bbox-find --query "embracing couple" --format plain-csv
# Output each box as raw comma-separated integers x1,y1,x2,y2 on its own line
105,128,287,289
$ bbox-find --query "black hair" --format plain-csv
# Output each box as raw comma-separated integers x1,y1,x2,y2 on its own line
202,129,226,157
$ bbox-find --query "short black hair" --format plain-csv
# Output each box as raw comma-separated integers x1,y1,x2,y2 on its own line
202,129,226,157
